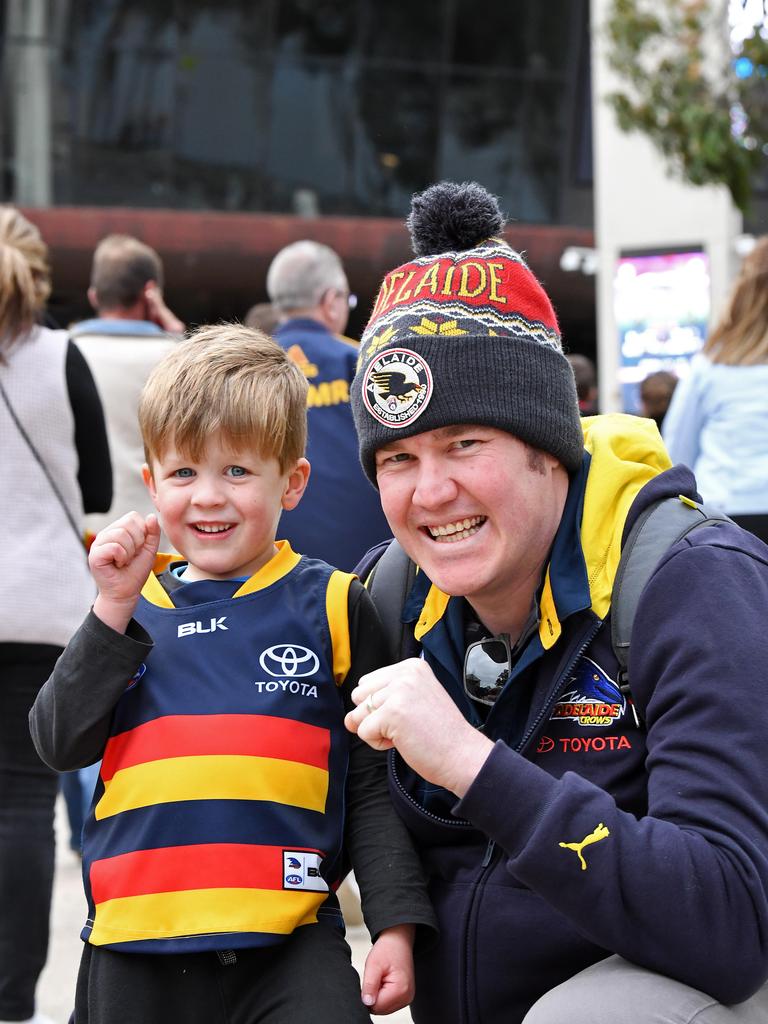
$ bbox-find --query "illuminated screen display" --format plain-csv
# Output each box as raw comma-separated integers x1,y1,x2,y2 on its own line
614,249,710,413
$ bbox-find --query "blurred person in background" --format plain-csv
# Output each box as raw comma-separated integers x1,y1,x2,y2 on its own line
244,300,280,336
566,353,598,416
663,237,768,543
0,207,111,1024
71,234,182,538
638,370,677,432
267,240,390,570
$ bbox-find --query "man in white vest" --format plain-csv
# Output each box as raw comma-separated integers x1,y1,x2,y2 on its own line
71,235,183,542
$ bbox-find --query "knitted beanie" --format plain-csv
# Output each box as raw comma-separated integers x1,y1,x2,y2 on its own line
350,181,584,484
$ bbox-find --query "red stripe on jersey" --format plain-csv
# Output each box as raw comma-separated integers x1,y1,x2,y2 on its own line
101,715,330,781
89,842,323,903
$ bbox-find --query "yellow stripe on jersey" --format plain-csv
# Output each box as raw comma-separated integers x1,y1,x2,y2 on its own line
235,541,301,597
153,553,179,573
141,570,175,609
89,886,324,946
95,755,329,820
141,543,302,608
326,570,354,685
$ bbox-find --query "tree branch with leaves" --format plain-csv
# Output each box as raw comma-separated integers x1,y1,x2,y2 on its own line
604,0,768,211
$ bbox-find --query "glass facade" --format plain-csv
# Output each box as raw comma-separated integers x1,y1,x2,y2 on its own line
1,0,593,224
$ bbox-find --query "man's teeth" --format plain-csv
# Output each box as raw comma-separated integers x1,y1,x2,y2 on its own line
195,524,231,533
428,516,485,542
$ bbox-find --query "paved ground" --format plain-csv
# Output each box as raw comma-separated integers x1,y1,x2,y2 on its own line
37,798,414,1023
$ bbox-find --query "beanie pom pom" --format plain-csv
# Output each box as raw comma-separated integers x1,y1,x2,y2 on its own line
406,181,505,257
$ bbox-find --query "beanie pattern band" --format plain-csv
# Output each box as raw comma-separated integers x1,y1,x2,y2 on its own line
360,240,562,357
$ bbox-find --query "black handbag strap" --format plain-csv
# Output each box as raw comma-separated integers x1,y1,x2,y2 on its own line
0,374,86,551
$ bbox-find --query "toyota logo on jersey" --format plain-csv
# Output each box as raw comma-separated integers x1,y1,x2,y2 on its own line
259,644,320,678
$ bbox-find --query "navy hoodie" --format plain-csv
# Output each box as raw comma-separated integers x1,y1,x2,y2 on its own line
373,415,768,1024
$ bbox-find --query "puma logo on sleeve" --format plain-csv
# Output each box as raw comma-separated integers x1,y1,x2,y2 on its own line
558,823,611,871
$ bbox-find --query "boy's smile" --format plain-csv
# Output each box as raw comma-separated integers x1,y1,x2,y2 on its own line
143,433,309,582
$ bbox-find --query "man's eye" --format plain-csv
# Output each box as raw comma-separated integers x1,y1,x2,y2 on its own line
227,465,247,477
455,439,477,449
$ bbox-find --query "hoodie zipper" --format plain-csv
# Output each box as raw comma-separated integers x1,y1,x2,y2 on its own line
389,749,474,828
469,617,602,867
458,616,602,1024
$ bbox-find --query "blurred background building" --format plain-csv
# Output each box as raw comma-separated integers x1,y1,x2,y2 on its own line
1,1,765,377
0,0,597,353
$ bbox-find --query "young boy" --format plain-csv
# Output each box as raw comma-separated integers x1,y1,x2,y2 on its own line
30,326,435,1024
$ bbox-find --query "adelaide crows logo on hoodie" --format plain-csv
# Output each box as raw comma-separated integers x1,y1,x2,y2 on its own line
551,657,625,727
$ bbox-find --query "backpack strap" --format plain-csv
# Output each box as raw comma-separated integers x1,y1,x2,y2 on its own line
367,539,418,662
611,495,731,724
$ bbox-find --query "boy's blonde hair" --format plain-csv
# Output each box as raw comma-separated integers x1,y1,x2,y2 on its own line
139,324,308,470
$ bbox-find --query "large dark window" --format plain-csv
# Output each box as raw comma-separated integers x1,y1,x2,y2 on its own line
1,0,592,224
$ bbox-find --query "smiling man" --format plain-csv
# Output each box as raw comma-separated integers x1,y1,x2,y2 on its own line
345,182,768,1024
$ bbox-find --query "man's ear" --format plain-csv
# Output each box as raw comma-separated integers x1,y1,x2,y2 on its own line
317,288,341,333
140,280,156,322
141,463,159,504
282,458,311,511
87,286,98,312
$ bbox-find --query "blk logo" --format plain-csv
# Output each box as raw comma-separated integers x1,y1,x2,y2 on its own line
177,617,228,638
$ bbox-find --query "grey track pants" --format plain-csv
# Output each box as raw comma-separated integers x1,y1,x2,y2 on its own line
523,956,768,1024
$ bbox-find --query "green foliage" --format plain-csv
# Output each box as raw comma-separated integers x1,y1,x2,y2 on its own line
604,0,768,212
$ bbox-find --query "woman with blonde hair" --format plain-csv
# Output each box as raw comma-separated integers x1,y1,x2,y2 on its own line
0,208,111,1024
664,237,768,541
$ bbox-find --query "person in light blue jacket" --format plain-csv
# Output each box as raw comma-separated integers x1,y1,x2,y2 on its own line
663,236,768,542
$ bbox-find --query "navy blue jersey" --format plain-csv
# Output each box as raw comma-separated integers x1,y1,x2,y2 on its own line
81,543,355,953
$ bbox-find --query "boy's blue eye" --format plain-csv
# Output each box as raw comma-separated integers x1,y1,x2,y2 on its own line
174,467,194,478
227,465,247,477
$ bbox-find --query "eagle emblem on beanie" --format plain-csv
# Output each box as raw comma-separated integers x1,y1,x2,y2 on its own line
363,349,433,427
350,181,584,484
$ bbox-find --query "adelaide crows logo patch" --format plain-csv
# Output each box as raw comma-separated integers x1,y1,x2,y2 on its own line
362,347,433,427
551,657,625,727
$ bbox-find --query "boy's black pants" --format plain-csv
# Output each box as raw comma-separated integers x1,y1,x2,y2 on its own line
74,921,373,1024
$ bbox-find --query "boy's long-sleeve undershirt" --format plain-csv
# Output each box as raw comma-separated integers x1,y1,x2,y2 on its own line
30,579,437,945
